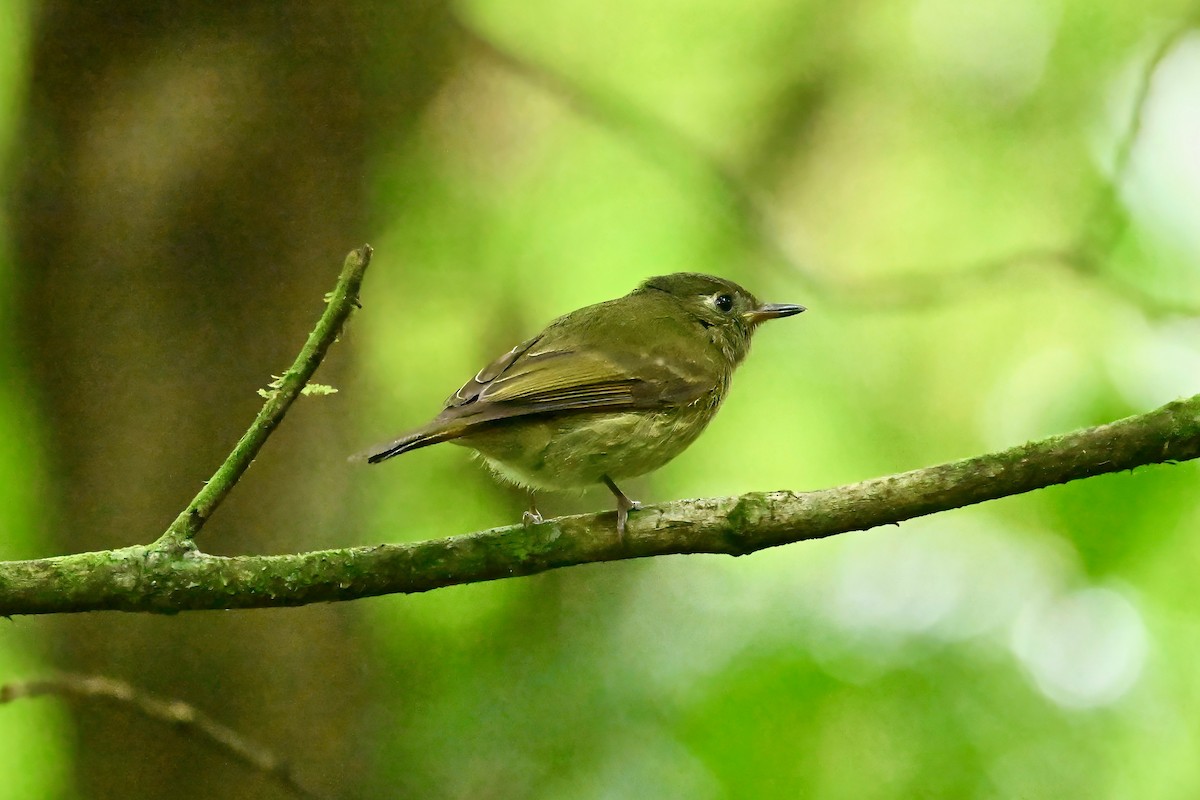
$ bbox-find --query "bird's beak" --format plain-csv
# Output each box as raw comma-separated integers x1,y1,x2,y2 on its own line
743,302,806,326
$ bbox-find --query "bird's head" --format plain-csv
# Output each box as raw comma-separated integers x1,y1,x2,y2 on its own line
639,272,804,364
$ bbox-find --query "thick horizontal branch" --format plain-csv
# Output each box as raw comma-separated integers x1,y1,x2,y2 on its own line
2,393,1197,616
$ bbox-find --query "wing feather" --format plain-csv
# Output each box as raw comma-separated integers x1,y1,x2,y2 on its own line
441,342,719,429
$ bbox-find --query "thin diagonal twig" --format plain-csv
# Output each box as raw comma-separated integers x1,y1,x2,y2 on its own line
156,245,372,549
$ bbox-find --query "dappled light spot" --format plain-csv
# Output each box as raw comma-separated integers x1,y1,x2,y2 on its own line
909,0,1060,106
1011,586,1147,709
981,346,1098,450
1107,320,1200,411
822,521,1063,642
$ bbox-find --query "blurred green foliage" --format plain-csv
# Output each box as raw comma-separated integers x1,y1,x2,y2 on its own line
0,1,70,796
5,0,1200,797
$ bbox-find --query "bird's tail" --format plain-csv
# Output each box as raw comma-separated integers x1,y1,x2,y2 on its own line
351,421,469,464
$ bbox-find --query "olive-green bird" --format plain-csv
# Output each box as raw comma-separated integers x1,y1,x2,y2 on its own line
361,273,804,537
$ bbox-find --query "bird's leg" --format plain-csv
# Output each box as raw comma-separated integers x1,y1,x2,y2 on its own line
602,475,640,542
522,493,543,526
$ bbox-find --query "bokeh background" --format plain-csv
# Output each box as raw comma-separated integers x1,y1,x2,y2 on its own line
2,0,1200,797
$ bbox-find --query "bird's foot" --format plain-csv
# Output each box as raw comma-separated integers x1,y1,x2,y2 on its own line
603,476,639,545
523,491,547,527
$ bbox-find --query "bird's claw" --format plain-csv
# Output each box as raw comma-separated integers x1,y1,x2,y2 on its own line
614,497,639,543
602,475,640,546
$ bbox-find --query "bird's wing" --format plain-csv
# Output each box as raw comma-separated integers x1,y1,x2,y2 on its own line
448,334,543,408
357,344,714,463
441,338,719,425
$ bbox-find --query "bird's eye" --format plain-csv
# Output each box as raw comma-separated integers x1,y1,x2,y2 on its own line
714,294,734,313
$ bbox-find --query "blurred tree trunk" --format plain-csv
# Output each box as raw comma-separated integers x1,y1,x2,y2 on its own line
11,2,453,797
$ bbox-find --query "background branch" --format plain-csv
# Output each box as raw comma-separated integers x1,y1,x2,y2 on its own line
3,392,1197,616
848,19,1199,316
0,675,324,800
457,12,1200,316
451,14,826,289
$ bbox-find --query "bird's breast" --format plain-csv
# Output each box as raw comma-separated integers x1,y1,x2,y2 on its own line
461,399,723,492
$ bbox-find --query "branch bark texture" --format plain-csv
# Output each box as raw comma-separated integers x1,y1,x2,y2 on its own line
3,393,1197,616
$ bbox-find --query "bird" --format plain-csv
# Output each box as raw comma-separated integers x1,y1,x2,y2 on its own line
358,272,804,539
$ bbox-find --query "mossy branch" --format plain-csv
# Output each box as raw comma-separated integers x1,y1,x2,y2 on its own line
2,392,1197,616
155,245,372,549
